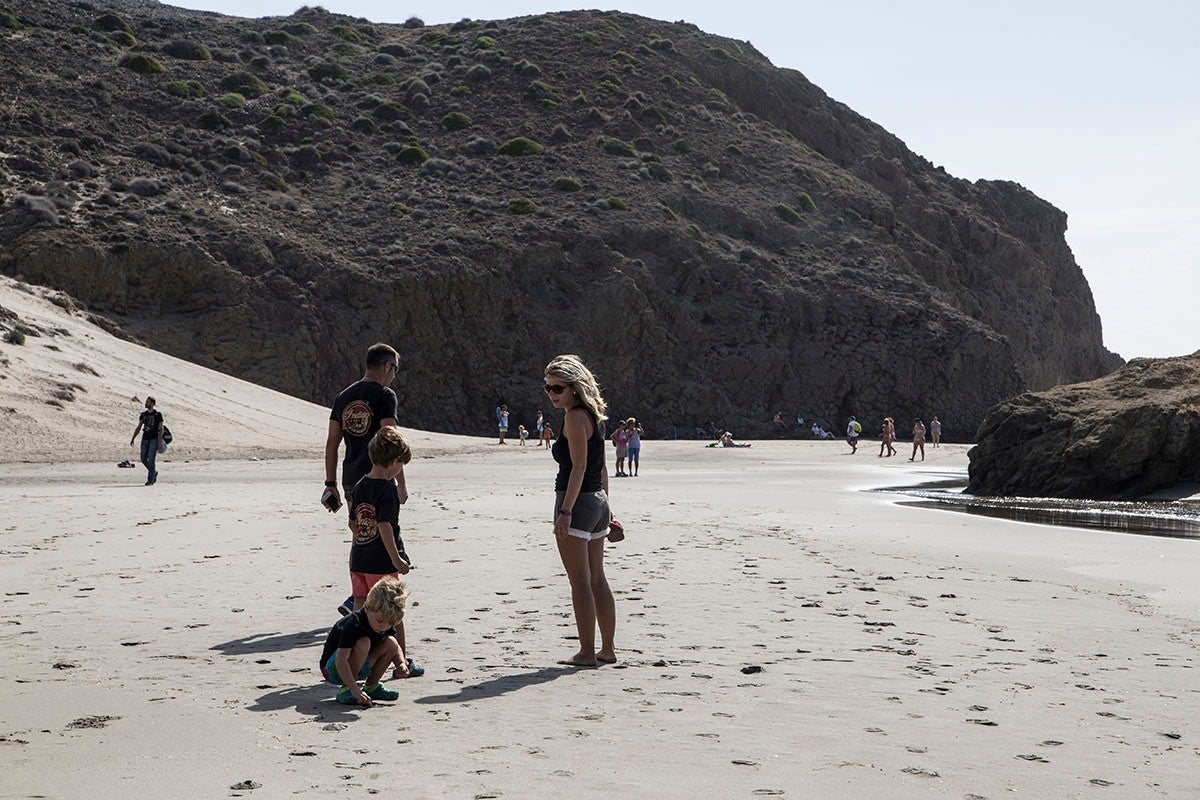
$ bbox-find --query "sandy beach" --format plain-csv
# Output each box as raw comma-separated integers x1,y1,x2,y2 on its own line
3,278,1199,798
3,440,1199,799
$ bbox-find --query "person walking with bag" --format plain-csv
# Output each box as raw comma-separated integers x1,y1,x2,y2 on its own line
129,396,165,485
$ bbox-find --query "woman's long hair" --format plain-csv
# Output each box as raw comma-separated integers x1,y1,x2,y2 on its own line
545,354,608,421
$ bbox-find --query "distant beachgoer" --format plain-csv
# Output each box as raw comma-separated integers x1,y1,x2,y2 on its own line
930,416,942,447
545,354,617,667
518,424,529,445
811,423,833,440
719,431,752,448
625,417,644,476
129,396,165,485
536,411,546,447
496,404,509,444
879,417,897,457
846,416,861,453
910,420,926,461
772,412,784,430
612,420,630,477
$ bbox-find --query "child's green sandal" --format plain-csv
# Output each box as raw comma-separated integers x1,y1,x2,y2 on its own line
335,687,358,705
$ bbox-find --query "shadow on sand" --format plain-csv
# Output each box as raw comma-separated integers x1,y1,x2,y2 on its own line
246,683,371,720
210,627,328,655
414,666,584,705
247,664,599,715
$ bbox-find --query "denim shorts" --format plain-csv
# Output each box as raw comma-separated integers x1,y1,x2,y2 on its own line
321,652,372,686
554,489,610,541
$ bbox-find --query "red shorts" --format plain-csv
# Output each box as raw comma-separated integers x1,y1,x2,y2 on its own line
350,571,399,598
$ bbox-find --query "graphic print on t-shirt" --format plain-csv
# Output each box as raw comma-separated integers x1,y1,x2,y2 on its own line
354,502,380,545
342,400,373,436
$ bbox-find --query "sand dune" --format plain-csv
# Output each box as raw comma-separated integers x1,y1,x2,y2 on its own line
0,274,480,464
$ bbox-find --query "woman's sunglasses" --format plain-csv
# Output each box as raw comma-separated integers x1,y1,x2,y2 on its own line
543,383,568,395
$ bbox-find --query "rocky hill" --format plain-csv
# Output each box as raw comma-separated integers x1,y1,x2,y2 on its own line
967,352,1200,499
0,0,1122,437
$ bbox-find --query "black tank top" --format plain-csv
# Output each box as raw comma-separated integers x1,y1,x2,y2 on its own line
552,408,605,492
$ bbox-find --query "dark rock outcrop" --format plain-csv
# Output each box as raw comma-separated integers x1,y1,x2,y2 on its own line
0,2,1121,436
967,353,1200,499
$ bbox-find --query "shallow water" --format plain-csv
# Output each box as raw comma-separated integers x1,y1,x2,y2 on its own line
874,476,1200,541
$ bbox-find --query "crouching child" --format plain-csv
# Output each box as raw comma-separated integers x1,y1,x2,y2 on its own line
318,576,410,706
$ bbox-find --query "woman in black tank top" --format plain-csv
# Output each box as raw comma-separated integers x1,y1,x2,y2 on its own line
544,354,618,667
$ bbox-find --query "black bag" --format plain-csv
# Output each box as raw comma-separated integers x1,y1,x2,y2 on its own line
161,425,173,445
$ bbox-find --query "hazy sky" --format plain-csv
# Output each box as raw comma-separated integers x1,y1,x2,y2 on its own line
172,0,1199,360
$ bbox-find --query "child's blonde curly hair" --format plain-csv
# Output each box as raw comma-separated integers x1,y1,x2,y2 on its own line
363,576,409,626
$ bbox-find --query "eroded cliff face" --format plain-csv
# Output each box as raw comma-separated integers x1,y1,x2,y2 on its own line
0,1,1119,435
694,57,1118,391
967,353,1200,499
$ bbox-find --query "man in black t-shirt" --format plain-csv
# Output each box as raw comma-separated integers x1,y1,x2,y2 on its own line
323,343,408,512
129,396,164,485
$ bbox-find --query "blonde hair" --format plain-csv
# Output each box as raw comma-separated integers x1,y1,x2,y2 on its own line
364,576,409,626
544,354,608,421
368,426,412,467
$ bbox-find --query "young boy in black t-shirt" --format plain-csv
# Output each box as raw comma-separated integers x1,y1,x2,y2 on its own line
348,426,422,676
319,576,409,706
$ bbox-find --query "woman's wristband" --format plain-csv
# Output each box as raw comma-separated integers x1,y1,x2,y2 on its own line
324,480,337,487
557,509,572,516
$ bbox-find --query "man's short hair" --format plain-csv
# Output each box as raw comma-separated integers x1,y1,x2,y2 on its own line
364,576,409,626
365,343,399,368
368,426,412,467
146,396,156,406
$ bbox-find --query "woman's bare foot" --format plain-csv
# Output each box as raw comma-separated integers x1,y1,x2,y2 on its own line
597,651,618,665
557,653,599,667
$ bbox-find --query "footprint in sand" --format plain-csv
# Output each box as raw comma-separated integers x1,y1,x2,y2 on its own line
67,715,120,729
